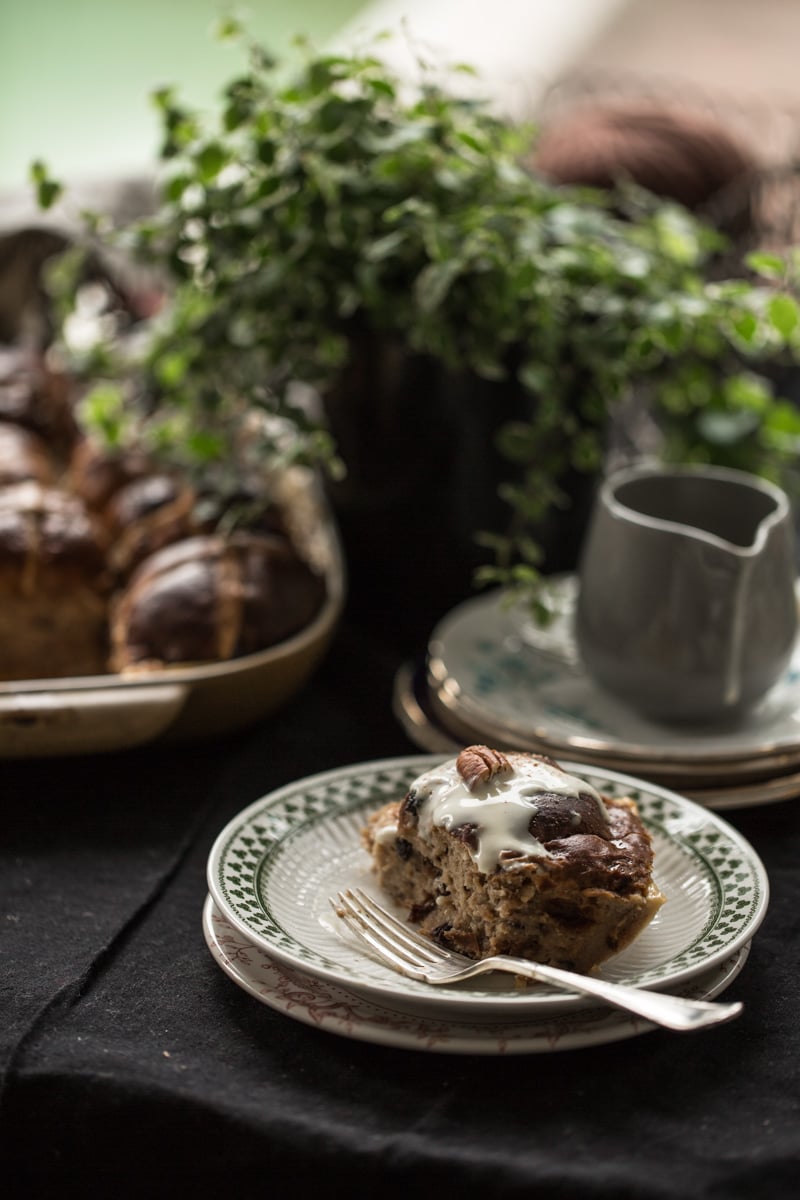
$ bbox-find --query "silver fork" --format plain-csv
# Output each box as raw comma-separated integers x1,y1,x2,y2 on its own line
330,888,743,1033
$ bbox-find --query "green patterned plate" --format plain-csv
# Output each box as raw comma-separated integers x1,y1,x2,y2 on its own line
206,755,769,1015
204,899,751,1053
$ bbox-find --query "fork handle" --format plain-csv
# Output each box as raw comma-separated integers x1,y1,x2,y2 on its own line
476,957,743,1032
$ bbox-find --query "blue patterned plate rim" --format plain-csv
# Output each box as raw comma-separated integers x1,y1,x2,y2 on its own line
429,584,800,767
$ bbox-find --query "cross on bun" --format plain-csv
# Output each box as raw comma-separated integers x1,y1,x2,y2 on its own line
109,531,326,672
0,482,110,678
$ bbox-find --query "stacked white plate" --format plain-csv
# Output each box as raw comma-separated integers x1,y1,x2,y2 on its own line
393,577,800,810
204,754,768,1054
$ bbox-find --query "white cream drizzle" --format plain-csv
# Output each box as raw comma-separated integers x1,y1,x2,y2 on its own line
407,755,605,875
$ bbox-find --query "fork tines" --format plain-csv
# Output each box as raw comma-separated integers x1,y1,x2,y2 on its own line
332,888,443,977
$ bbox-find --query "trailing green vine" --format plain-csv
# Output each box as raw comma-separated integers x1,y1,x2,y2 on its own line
34,23,800,613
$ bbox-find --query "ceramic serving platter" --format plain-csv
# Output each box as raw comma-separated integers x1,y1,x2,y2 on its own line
206,754,768,1017
203,897,751,1054
428,582,800,772
0,468,345,757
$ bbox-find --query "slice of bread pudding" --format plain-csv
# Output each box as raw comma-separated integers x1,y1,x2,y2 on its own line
363,745,665,974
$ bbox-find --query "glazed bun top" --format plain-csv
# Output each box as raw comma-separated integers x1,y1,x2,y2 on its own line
0,422,56,487
0,482,109,590
110,531,326,669
0,348,79,457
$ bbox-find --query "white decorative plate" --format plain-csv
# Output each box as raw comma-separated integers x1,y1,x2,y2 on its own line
203,897,750,1054
206,754,768,1016
428,583,800,770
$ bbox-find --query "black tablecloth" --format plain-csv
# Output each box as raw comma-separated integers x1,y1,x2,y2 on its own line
2,613,799,1199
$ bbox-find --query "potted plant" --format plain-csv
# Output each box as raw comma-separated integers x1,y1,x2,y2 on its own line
34,23,800,647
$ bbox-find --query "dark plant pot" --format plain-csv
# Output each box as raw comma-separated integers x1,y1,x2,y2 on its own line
322,334,600,653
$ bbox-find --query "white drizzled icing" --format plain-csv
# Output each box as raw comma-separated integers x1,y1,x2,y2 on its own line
407,755,605,875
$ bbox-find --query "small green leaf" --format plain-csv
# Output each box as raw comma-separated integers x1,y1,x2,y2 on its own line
186,430,225,460
77,383,129,446
745,252,785,280
697,408,761,446
731,310,758,344
164,173,192,203
414,260,461,312
768,293,799,339
151,86,178,113
29,160,63,210
214,15,244,42
154,350,190,387
195,142,228,181
517,363,552,395
364,231,408,262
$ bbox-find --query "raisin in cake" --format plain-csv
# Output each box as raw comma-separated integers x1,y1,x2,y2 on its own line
363,745,665,974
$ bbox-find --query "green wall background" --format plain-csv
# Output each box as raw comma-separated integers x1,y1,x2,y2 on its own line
0,1,366,190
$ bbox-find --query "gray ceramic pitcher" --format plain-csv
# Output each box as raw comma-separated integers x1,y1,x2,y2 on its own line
575,463,798,724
